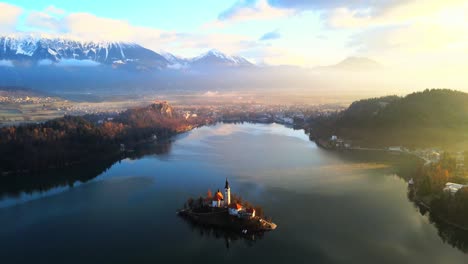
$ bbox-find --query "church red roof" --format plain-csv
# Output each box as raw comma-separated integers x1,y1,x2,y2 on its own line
213,191,224,201
228,203,242,210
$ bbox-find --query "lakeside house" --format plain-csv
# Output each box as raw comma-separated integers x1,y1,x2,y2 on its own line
388,146,403,152
443,182,468,194
328,135,351,149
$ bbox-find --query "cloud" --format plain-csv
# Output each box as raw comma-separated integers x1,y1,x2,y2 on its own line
326,0,467,29
241,46,311,66
218,0,402,23
349,2,468,52
0,60,14,67
38,59,54,66
217,0,295,22
167,62,189,70
63,12,142,41
26,11,62,32
56,59,100,67
259,30,281,41
20,7,261,59
203,91,219,97
24,5,68,32
37,59,100,67
45,5,65,15
216,0,463,31
0,2,22,33
267,0,387,10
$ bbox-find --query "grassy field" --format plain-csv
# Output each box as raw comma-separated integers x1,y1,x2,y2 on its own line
0,98,154,126
0,101,70,125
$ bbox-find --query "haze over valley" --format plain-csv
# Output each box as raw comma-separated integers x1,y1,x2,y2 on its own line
0,34,465,101
1,1,468,264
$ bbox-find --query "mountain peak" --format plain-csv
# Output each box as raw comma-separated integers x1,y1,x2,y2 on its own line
0,35,167,69
205,49,228,57
334,57,382,70
191,49,253,68
315,56,383,72
1,34,139,47
0,35,255,71
193,49,228,60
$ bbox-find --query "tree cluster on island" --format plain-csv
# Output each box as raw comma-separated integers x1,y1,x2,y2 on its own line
184,190,266,219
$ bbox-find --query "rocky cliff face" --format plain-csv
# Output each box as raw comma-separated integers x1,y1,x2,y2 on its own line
148,101,174,118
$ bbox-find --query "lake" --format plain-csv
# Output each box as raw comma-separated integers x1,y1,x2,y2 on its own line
0,123,466,263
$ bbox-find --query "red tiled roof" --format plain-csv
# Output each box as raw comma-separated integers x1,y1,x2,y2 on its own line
213,192,224,201
228,203,242,210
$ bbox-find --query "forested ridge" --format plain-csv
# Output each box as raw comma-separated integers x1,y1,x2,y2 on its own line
0,102,210,174
308,89,468,147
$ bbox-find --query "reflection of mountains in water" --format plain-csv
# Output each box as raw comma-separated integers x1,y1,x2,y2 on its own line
407,188,468,253
178,214,264,249
0,141,172,199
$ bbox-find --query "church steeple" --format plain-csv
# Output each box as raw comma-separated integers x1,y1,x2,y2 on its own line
225,178,230,189
224,178,231,205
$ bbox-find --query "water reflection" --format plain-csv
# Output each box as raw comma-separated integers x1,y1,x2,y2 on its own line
178,214,264,249
407,187,468,253
0,122,467,261
0,140,173,199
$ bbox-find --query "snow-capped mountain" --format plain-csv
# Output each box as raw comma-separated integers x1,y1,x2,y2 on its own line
0,36,258,94
160,49,253,70
190,49,253,68
0,36,254,71
0,35,169,69
159,52,190,69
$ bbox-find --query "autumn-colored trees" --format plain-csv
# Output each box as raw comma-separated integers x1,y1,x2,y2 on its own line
0,102,208,174
414,153,458,196
413,152,468,228
100,121,126,139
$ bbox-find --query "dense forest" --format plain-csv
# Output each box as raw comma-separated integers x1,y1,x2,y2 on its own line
307,89,468,148
0,101,211,174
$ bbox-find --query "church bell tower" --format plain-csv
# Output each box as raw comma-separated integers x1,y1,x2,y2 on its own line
224,178,231,205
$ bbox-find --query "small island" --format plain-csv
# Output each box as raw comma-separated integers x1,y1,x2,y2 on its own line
177,179,277,234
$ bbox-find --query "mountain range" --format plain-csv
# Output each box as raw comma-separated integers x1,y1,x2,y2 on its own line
0,35,254,71
0,35,382,96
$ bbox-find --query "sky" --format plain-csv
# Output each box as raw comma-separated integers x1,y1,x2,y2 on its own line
1,0,468,71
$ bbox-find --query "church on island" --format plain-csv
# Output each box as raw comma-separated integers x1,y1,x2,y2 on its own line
178,178,277,232
209,178,256,219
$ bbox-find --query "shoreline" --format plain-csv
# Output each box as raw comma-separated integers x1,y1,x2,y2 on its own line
2,120,466,234
411,195,468,232
177,208,277,233
313,136,468,232
0,120,203,177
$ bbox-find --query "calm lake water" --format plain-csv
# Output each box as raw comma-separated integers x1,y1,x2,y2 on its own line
0,123,466,263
